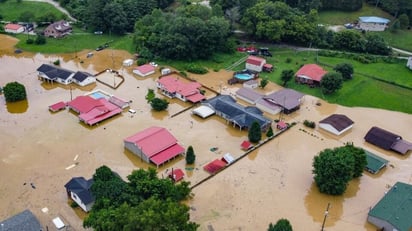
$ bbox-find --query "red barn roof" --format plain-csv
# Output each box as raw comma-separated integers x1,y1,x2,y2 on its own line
246,56,265,66
124,126,185,166
296,64,327,82
5,23,23,30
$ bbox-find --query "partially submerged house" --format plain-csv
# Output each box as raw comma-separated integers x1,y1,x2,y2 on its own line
256,88,305,115
168,169,184,183
133,64,155,77
202,95,272,131
67,95,123,126
192,105,215,119
367,182,412,231
0,209,42,231
4,23,24,34
44,20,72,38
235,87,264,105
245,56,266,72
358,16,390,31
64,177,94,212
364,126,412,155
36,64,95,86
318,114,354,136
156,75,205,103
365,150,389,174
295,64,327,86
204,159,227,174
243,79,259,89
124,126,185,167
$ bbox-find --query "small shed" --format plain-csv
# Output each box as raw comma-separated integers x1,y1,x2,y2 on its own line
240,140,253,150
192,105,215,118
204,159,227,174
222,153,235,165
123,59,134,67
277,121,287,130
243,79,259,89
49,101,67,112
245,56,266,72
365,150,389,174
263,63,274,72
133,64,155,77
168,168,184,182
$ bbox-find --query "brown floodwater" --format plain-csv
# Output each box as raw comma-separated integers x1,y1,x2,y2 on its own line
1,34,412,231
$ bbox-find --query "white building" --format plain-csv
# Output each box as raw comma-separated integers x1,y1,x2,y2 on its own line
358,16,390,31
407,57,412,70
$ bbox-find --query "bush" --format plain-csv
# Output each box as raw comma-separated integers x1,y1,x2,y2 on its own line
70,201,79,208
34,35,46,45
53,59,60,66
186,64,208,74
26,38,34,44
303,120,316,128
185,146,196,164
285,57,292,63
137,59,147,66
3,81,27,102
150,97,169,111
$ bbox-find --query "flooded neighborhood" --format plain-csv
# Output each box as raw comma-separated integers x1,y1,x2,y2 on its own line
1,34,412,231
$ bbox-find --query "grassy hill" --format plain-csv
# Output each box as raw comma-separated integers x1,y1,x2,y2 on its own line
318,2,412,52
0,1,66,21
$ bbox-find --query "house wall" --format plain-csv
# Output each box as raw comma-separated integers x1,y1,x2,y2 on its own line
175,93,187,102
5,27,24,34
56,77,72,85
367,215,398,231
255,103,282,115
124,141,150,163
236,94,256,105
245,63,263,72
359,22,387,31
243,82,258,89
407,57,412,70
75,77,96,87
70,191,94,212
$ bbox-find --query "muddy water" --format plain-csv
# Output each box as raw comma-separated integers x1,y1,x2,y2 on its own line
1,34,412,231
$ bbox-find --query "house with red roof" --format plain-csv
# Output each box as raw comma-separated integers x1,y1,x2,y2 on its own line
295,64,327,86
5,23,24,34
157,75,205,103
67,95,122,126
133,64,155,77
245,56,266,72
168,169,185,182
124,126,185,167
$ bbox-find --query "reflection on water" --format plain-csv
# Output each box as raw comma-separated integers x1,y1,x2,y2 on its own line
6,99,29,113
151,110,169,120
247,149,258,160
304,178,361,227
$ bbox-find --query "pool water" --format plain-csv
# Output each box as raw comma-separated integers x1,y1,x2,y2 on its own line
234,73,253,80
90,92,108,99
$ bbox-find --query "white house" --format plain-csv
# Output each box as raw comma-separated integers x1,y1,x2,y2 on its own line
358,16,390,31
5,23,25,34
64,177,94,212
245,56,266,72
133,64,155,77
407,57,412,70
319,114,354,136
72,71,96,86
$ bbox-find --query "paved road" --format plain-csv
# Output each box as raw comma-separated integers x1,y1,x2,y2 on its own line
24,0,77,22
392,47,412,56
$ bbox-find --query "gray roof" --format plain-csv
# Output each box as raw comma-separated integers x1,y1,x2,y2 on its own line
262,89,304,111
368,182,412,231
64,177,94,204
319,114,354,132
236,87,264,103
204,95,271,129
364,127,402,151
36,64,73,80
0,210,42,231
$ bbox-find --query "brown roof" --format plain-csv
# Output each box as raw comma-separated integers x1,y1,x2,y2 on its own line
364,127,401,151
319,114,354,132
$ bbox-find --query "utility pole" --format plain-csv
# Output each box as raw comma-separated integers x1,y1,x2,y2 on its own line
70,85,73,101
321,202,331,231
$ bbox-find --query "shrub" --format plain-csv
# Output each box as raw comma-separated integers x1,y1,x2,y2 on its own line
285,57,292,63
70,201,79,208
53,59,60,66
303,120,316,128
137,59,147,66
3,81,27,102
185,146,196,164
186,64,208,74
26,38,34,44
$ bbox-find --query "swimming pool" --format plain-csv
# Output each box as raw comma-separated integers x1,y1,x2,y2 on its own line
234,73,254,81
90,91,108,99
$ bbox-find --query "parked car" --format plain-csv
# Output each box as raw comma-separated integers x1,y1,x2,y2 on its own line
94,31,103,35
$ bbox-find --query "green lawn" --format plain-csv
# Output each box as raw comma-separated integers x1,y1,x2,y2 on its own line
0,1,66,21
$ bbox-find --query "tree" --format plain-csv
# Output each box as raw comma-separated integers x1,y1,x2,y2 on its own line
260,77,269,89
248,121,262,143
268,218,293,231
280,69,294,86
185,146,196,164
3,81,27,102
312,144,367,195
19,11,35,22
150,97,169,111
320,72,343,94
364,34,391,55
145,88,155,103
34,35,46,45
266,126,274,137
333,30,365,52
334,63,354,80
399,13,410,29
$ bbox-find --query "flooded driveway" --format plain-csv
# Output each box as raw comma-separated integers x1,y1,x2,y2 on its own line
1,34,411,230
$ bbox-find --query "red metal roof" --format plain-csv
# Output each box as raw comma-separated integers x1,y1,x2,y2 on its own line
49,101,66,112
168,169,185,182
277,121,287,129
124,126,179,158
134,64,155,74
157,75,203,98
246,56,265,66
240,140,253,150
295,64,327,82
78,98,122,125
204,159,227,174
150,143,185,166
263,63,273,68
67,96,103,114
5,24,23,30
185,93,205,103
